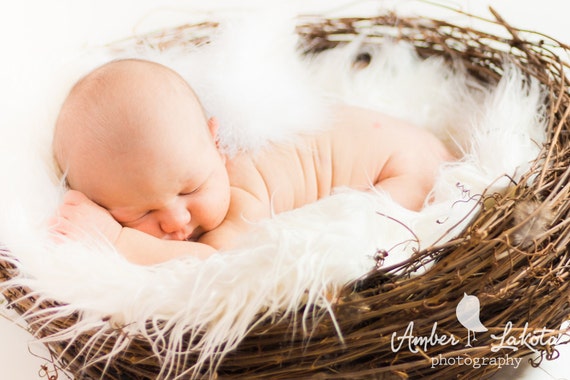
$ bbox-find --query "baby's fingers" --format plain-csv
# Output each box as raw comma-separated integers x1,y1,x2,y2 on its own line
57,202,86,223
48,215,82,243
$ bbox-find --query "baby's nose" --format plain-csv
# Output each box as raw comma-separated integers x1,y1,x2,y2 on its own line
160,207,191,235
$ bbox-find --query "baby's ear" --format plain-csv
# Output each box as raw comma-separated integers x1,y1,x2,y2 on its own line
207,117,219,140
208,117,225,160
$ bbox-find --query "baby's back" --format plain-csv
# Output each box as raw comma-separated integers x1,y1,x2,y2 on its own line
226,104,451,216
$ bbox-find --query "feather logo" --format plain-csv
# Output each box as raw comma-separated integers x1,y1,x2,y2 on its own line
456,293,488,347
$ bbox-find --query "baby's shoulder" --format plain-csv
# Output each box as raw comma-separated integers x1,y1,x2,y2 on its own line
225,153,272,207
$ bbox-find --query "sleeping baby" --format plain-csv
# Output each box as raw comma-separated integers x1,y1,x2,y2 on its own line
52,59,453,265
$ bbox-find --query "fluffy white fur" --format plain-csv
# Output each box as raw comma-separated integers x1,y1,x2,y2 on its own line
0,14,547,379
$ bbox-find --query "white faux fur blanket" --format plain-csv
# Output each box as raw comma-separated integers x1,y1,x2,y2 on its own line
0,13,546,379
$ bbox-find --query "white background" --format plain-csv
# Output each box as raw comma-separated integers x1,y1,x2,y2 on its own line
0,1,568,379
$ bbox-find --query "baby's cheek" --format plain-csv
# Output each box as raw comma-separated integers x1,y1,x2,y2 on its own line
209,194,230,228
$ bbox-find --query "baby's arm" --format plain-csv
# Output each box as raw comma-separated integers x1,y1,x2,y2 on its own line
115,228,215,265
53,190,215,265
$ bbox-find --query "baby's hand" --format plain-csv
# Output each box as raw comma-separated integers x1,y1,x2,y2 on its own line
51,190,122,244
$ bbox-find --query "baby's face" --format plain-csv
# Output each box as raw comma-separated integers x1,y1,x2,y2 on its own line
58,60,231,242
96,101,231,242
112,136,229,243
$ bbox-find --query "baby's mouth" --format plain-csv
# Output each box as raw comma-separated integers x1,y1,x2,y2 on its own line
186,228,204,242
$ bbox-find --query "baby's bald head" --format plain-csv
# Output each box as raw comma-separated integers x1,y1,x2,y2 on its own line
53,59,212,202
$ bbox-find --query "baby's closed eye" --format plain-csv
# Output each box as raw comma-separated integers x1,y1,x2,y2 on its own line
111,210,152,226
179,186,201,196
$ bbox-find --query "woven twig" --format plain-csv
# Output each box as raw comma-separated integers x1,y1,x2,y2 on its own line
2,7,570,380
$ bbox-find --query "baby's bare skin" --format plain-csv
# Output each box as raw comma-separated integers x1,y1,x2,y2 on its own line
53,59,451,265
201,105,450,250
